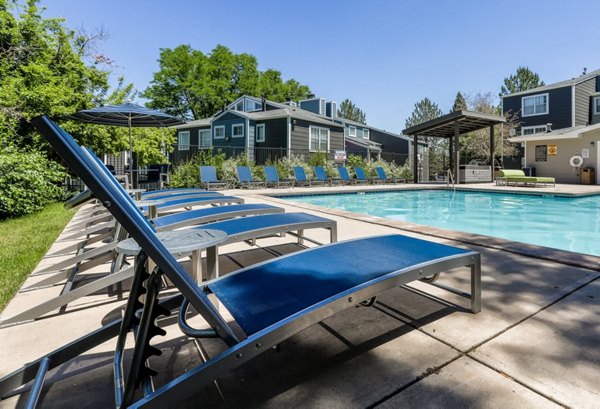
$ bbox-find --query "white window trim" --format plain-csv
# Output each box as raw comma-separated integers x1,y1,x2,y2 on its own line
309,125,330,152
256,124,265,143
363,128,370,140
594,96,600,115
232,123,244,138
348,126,356,137
521,125,548,136
213,125,225,139
521,93,549,117
199,129,212,147
178,131,190,151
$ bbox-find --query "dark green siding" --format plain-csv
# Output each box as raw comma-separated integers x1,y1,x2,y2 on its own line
257,118,288,148
212,114,246,147
503,87,572,130
290,120,343,151
370,130,409,154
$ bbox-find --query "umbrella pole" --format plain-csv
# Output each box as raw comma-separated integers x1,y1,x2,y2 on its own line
129,116,134,189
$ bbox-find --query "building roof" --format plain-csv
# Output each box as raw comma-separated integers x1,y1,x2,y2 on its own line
176,117,212,129
508,123,600,142
345,136,382,152
402,110,506,138
501,68,600,98
334,117,411,141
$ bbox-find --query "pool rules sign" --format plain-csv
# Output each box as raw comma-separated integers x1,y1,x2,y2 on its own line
548,145,557,156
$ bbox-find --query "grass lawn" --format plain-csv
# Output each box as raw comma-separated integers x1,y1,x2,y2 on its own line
0,203,75,312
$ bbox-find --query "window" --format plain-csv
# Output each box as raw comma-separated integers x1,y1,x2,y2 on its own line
363,129,370,139
256,124,265,143
521,125,548,136
348,126,356,137
232,124,244,138
522,93,548,116
535,145,547,162
178,131,190,151
594,97,600,115
214,125,225,139
199,129,211,147
309,126,329,152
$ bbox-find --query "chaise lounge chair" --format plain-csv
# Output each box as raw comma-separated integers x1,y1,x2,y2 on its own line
355,166,382,184
0,116,482,408
264,166,294,188
200,166,229,190
375,166,405,184
337,166,356,184
293,166,324,187
236,166,265,189
496,169,555,187
314,166,343,186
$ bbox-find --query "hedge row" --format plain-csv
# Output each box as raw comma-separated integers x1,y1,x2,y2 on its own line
170,151,412,188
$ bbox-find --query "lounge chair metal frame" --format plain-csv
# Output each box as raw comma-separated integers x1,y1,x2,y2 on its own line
0,116,482,408
264,165,294,188
200,166,229,190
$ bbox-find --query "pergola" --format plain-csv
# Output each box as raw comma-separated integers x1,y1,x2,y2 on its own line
402,110,506,183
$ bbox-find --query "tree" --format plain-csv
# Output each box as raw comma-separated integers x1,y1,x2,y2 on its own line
452,92,467,112
0,0,112,149
500,67,545,96
404,97,443,129
337,99,366,124
144,44,311,120
404,98,445,179
459,92,518,161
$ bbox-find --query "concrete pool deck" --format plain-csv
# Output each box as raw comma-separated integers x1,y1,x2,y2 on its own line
0,182,599,408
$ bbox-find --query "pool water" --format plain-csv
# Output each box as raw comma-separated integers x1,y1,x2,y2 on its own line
283,190,600,256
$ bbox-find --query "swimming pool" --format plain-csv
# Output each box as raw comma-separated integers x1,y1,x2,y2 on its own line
282,190,600,257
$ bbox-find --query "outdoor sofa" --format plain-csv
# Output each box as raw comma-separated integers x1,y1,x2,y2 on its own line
496,169,555,187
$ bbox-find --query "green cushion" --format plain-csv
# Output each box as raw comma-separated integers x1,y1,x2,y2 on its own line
498,169,525,177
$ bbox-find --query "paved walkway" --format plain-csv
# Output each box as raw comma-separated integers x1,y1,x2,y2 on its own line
0,183,598,408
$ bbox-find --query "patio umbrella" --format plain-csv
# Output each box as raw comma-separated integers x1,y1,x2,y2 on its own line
68,102,185,186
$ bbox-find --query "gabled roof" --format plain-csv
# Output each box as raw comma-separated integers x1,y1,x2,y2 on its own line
402,110,505,138
501,68,600,98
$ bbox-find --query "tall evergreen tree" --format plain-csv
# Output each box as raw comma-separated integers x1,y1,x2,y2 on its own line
452,92,467,112
337,99,367,124
404,98,443,129
500,67,545,96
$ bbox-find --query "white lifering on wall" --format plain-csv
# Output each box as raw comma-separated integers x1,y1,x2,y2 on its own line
569,154,584,168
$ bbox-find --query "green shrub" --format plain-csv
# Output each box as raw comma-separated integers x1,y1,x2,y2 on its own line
0,148,67,219
397,163,412,180
307,152,327,167
346,154,367,177
170,158,200,188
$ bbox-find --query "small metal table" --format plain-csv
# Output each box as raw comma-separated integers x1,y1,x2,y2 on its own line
133,198,165,219
116,229,227,283
126,188,146,201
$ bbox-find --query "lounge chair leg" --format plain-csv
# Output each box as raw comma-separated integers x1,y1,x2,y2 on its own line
206,247,219,281
297,229,304,245
470,255,482,313
330,226,337,243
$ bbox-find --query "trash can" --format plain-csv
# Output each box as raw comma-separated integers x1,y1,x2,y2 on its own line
581,167,595,185
522,167,536,177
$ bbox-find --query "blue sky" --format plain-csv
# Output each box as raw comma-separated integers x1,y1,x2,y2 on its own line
44,0,599,133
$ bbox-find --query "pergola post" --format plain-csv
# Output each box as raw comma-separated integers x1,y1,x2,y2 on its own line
489,124,495,181
413,134,418,183
454,121,460,184
449,137,454,175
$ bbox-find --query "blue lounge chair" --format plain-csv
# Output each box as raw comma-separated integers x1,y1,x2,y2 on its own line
1,115,482,408
142,188,222,199
293,166,323,187
236,166,265,188
200,166,229,190
264,166,294,188
314,166,342,186
375,166,405,184
353,166,374,184
337,167,356,184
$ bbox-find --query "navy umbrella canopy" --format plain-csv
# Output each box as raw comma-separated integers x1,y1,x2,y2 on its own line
68,103,186,186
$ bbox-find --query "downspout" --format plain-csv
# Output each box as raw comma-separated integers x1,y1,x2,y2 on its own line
287,116,292,157
245,118,251,161
571,85,576,127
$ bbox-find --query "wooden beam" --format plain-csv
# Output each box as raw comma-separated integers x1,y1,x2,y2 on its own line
489,124,495,182
454,121,460,184
413,134,419,183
